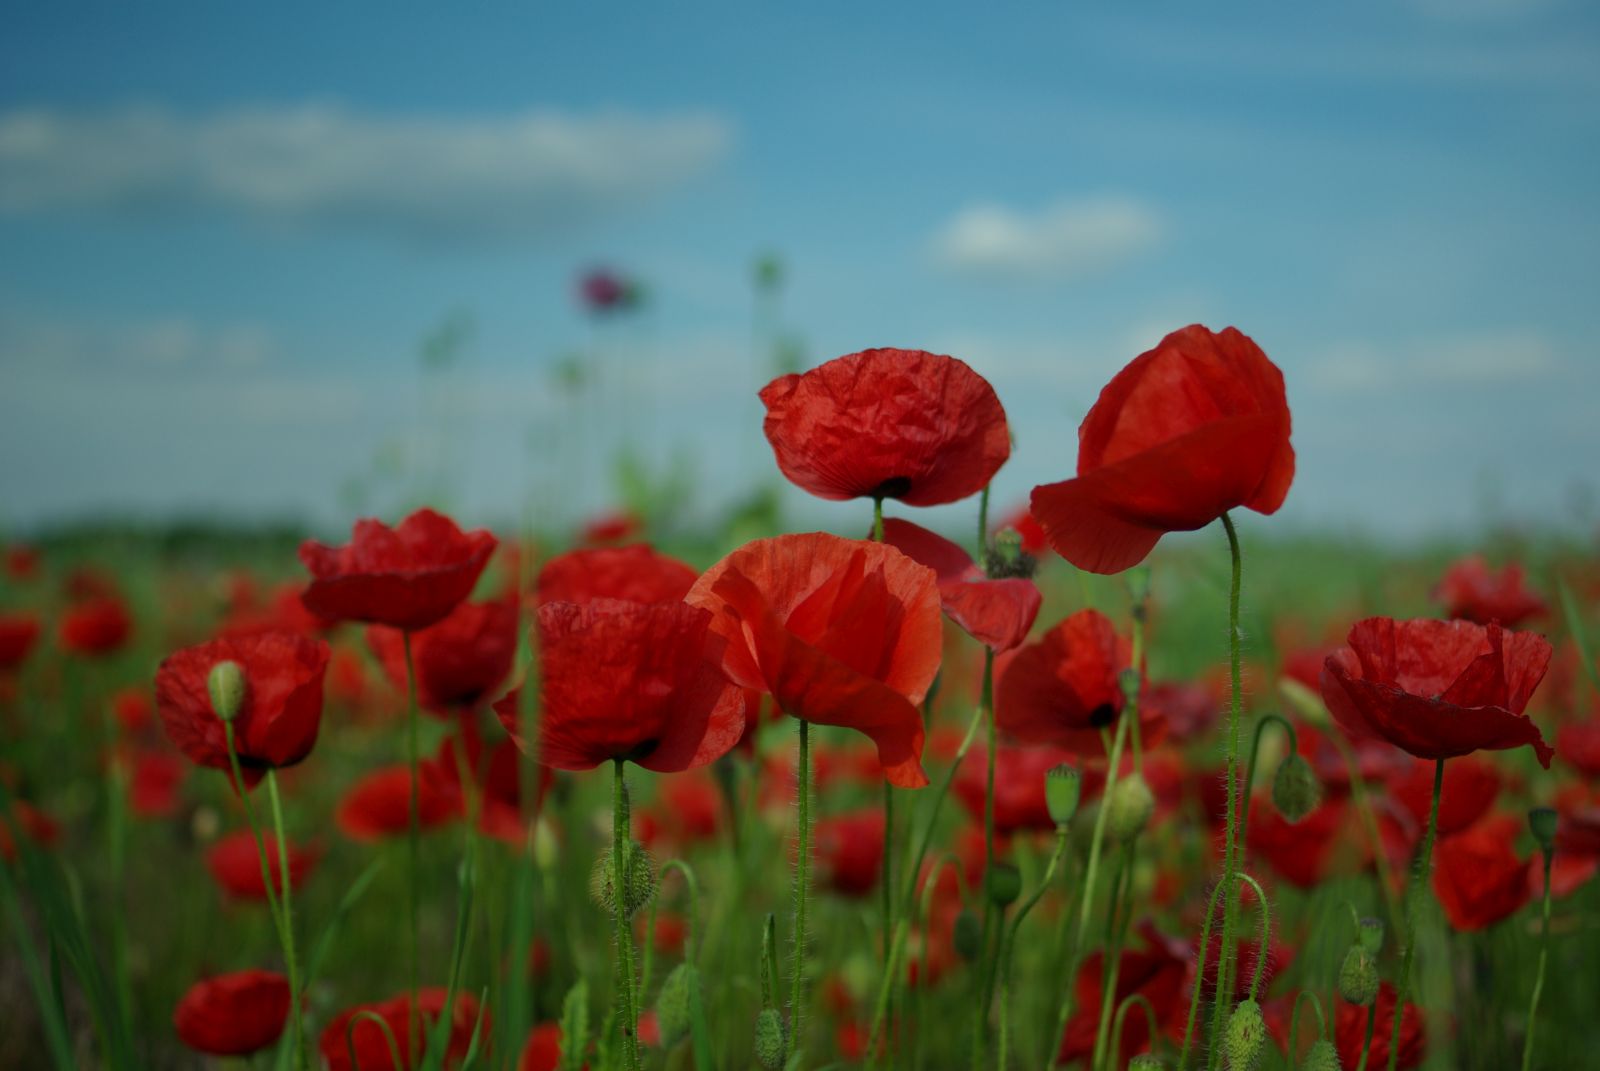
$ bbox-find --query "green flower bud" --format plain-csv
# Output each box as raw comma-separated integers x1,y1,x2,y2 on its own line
588,839,656,917
1357,916,1384,956
1223,998,1266,1070
1301,1037,1342,1071
986,862,1022,908
207,660,247,723
655,963,694,1046
1529,806,1558,853
953,908,982,962
1046,764,1082,826
1271,753,1322,823
1129,1055,1166,1071
754,1007,785,1069
1338,946,1379,1007
1108,773,1155,841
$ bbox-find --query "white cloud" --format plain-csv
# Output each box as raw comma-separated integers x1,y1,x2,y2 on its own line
1305,330,1563,393
0,313,274,371
0,104,732,245
931,195,1163,280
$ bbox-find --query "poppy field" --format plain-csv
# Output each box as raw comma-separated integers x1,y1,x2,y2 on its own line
4,327,1600,1071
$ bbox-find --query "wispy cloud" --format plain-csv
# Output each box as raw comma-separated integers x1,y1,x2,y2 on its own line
0,104,732,245
0,313,274,371
1304,329,1564,392
930,195,1163,281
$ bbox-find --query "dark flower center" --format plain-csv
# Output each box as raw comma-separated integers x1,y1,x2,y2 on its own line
1088,702,1117,728
871,476,914,500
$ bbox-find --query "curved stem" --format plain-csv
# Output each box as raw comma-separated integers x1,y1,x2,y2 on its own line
402,631,421,1067
1179,879,1228,1070
265,771,306,1070
1386,758,1444,1071
1236,713,1298,850
1240,872,1271,1002
995,828,1069,1071
1287,990,1327,1069
789,718,812,1067
1090,843,1138,1071
1521,847,1555,1071
611,760,641,1071
1207,512,1247,1070
1110,994,1162,1069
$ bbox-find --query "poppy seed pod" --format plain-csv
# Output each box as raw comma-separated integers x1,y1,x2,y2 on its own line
953,909,983,961
207,661,246,723
1528,806,1558,852
1108,773,1156,841
1046,764,1082,826
1357,916,1384,955
1338,946,1379,1006
1129,1056,1167,1070
1271,753,1322,823
986,861,1022,908
588,840,656,917
1223,998,1266,1070
1302,1038,1342,1071
754,1007,785,1069
655,963,695,1046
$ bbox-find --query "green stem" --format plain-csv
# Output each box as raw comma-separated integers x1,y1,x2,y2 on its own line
1287,991,1327,1069
977,483,991,562
790,718,812,1067
612,760,641,1071
902,700,986,917
103,706,132,1038
1110,994,1161,1069
1236,713,1298,850
1179,879,1227,1070
996,828,1069,1071
265,771,306,1070
1354,1001,1378,1071
1089,844,1138,1071
1386,758,1444,1071
1207,512,1246,1070
1329,733,1404,936
1521,847,1555,1071
402,631,421,1067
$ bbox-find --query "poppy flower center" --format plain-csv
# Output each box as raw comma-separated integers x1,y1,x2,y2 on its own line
1088,702,1117,728
622,739,660,762
871,476,914,500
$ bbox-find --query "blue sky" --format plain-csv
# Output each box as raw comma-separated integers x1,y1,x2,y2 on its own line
2,1,1596,540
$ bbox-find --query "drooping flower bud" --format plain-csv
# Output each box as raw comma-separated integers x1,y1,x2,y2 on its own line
754,1007,785,1069
1271,753,1322,823
207,660,246,722
588,839,656,917
1528,806,1558,853
1357,916,1384,956
986,862,1022,908
1338,946,1379,1006
1301,1038,1342,1071
655,963,695,1046
1223,998,1265,1070
1108,773,1155,841
1046,764,1082,827
953,909,982,962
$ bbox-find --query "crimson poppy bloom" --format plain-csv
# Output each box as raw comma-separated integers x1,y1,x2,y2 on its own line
1057,923,1190,1067
1193,932,1295,1004
953,745,1076,834
300,508,497,631
995,609,1163,756
686,533,943,788
1246,797,1353,888
174,969,289,1056
223,582,337,637
759,348,1010,506
367,596,518,717
4,544,40,581
430,726,551,844
1321,618,1554,767
127,749,185,819
992,503,1048,555
1431,555,1547,628
813,810,887,898
519,1023,564,1071
0,799,60,861
1387,754,1501,838
1556,713,1600,779
0,613,40,671
879,518,1041,652
111,687,154,734
535,544,697,607
1333,984,1426,1070
1431,812,1531,931
635,770,724,853
59,597,133,656
580,509,644,546
320,988,481,1071
155,631,330,787
495,600,744,773
336,766,460,842
207,830,320,900
1535,787,1600,898
1031,325,1295,575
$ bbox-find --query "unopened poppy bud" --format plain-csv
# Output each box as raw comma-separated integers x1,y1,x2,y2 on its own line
754,1007,785,1069
588,839,656,917
207,660,246,722
1338,946,1379,1006
1046,764,1082,826
1271,753,1322,823
1129,1055,1166,1070
1127,565,1152,616
1528,806,1558,852
1223,998,1265,1070
953,908,982,961
1118,667,1141,705
1357,916,1384,955
655,963,694,1046
986,862,1022,908
1108,773,1155,841
1302,1038,1342,1071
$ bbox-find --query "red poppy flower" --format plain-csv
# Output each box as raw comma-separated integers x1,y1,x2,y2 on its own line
0,613,40,671
1031,325,1295,574
1193,932,1295,1004
1333,984,1426,1070
4,544,40,581
155,631,330,787
1431,812,1531,932
579,268,630,312
519,1023,564,1071
1387,754,1501,837
223,582,337,637
206,829,320,900
495,600,744,774
320,988,481,1071
128,749,185,818
300,508,497,631
686,533,942,788
174,969,290,1056
879,518,1041,652
430,725,551,844
993,503,1048,555
813,810,886,898
0,799,60,861
1247,797,1353,888
336,765,461,842
367,596,518,717
580,509,644,546
534,544,697,607
1535,787,1600,898
953,745,1076,834
1321,618,1554,767
111,687,154,734
59,597,133,656
759,348,1010,506
995,609,1163,756
1431,555,1547,628
1144,679,1220,738
1058,922,1190,1066
1557,714,1600,779
635,770,724,853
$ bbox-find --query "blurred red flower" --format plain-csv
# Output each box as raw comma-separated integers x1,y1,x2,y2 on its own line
173,969,289,1056
1535,786,1600,898
687,533,942,788
0,799,60,861
580,509,644,545
336,765,460,842
1386,754,1501,837
495,600,744,774
759,348,1010,506
299,508,497,631
1246,797,1351,888
992,503,1048,555
206,829,320,901
535,544,697,607
1321,618,1553,767
518,1023,564,1071
111,687,154,734
1193,932,1295,1004
1557,713,1600,779
1333,983,1426,1070
430,725,550,844
953,745,1076,834
59,597,133,656
155,631,330,787
4,544,40,581
1031,325,1295,574
367,596,518,717
1432,812,1531,931
1057,922,1190,1067
128,749,185,818
0,612,40,671
223,581,337,637
1431,555,1547,628
879,518,1041,652
320,988,481,1071
813,809,886,898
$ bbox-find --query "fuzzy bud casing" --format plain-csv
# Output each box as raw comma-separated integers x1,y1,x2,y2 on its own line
1108,773,1155,841
207,660,246,722
1301,1038,1342,1071
1223,998,1265,1070
1338,946,1379,1006
1271,752,1322,823
655,963,694,1045
754,1008,785,1069
588,839,656,917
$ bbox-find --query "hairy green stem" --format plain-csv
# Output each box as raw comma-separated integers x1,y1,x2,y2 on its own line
790,718,812,1066
1090,844,1138,1071
402,632,422,1066
611,760,641,1071
1387,758,1444,1071
996,828,1068,1070
1206,512,1246,1070
1521,845,1555,1071
1287,991,1328,1069
265,772,306,1070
